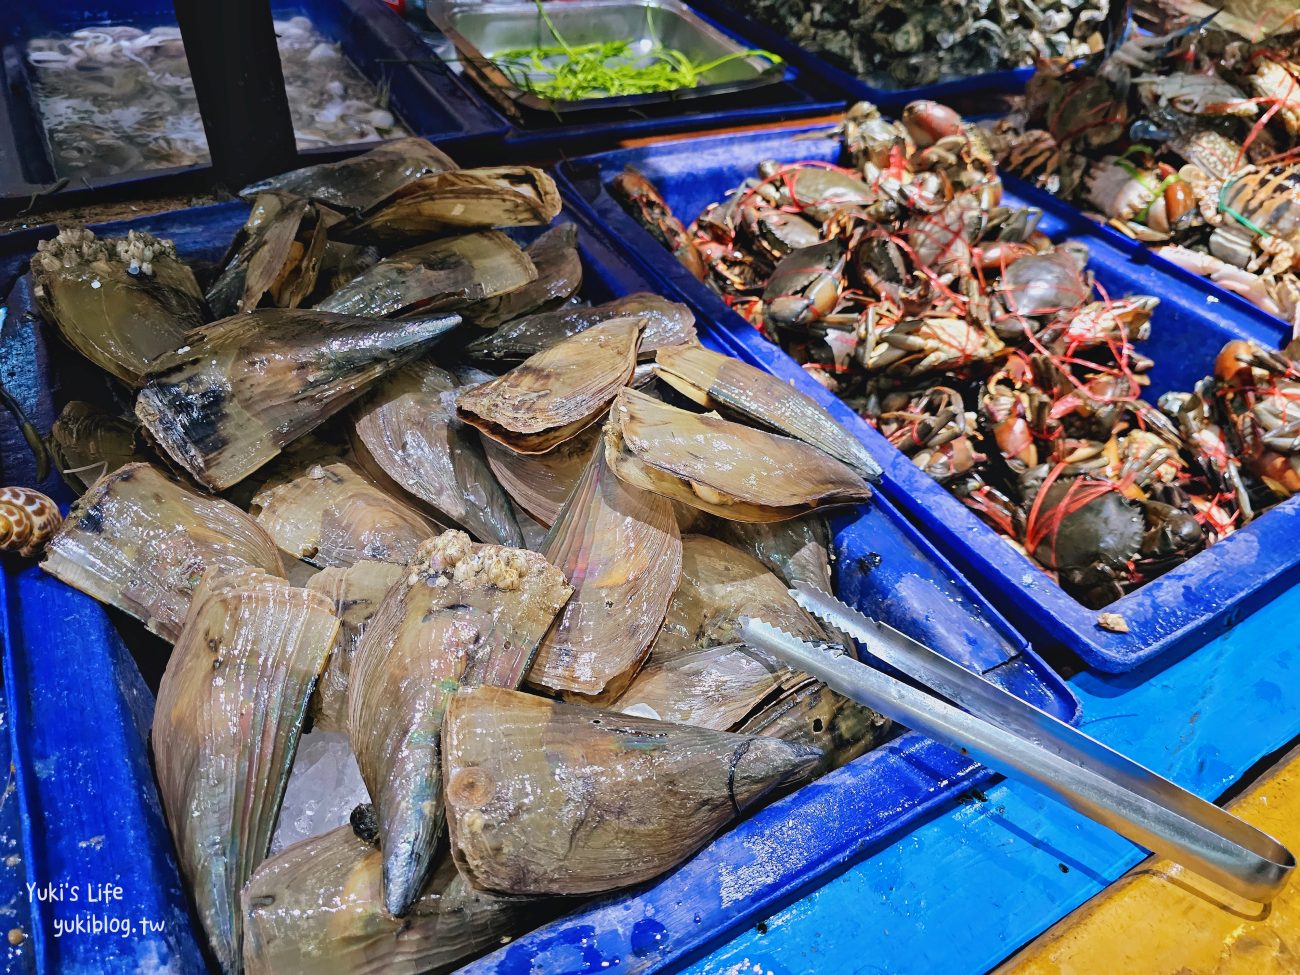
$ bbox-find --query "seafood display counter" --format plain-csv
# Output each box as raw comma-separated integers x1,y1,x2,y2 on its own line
0,0,505,213
556,119,1300,672
0,142,1075,971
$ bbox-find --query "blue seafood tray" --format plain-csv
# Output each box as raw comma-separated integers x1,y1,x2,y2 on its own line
0,198,1075,971
554,122,1300,673
682,0,1033,109
0,0,506,214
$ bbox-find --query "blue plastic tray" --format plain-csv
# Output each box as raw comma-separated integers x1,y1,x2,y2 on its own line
0,0,507,213
683,0,1033,109
408,21,847,157
0,199,1075,971
555,122,1300,673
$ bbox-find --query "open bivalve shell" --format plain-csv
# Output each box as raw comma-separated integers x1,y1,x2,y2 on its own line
305,560,408,732
351,361,524,546
347,531,571,916
480,422,600,528
41,463,284,640
152,568,339,973
251,460,441,569
442,686,822,896
240,137,459,215
315,231,536,319
464,223,583,328
242,825,551,975
654,343,882,482
605,388,873,523
342,166,562,243
135,308,460,490
30,227,206,386
652,534,827,659
465,292,696,364
527,440,681,700
456,317,641,455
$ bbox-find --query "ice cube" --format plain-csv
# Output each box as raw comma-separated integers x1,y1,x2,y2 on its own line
270,730,370,855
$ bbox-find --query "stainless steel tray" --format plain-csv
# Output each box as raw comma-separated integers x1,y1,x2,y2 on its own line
428,0,786,115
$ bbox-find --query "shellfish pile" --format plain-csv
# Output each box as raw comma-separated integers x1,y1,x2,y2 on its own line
27,17,407,180
987,13,1300,329
612,101,1300,609
26,137,891,972
727,0,1107,88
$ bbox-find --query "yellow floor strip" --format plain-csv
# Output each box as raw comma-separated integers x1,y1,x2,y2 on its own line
995,741,1300,975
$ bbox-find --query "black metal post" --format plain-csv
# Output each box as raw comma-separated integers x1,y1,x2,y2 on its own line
173,0,298,190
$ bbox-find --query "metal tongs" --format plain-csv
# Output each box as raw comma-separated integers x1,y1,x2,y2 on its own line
740,585,1294,901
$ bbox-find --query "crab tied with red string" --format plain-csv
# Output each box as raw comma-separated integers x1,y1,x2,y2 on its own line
987,13,1300,331
608,98,1300,608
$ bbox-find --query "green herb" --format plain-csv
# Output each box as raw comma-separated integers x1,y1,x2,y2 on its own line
489,0,780,102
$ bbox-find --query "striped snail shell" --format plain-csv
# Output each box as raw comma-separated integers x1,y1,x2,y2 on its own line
0,487,62,558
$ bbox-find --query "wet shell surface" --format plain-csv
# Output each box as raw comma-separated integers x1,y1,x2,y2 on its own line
465,292,696,364
442,686,822,896
715,515,835,592
30,227,206,385
304,559,407,732
135,308,460,490
0,487,62,558
464,223,582,328
738,679,891,775
480,421,600,528
654,343,882,482
351,360,523,546
611,642,800,732
242,825,549,975
251,461,441,569
652,534,827,659
605,388,873,522
343,166,562,243
456,317,641,454
347,531,571,916
527,440,681,700
47,400,139,493
315,231,536,319
152,568,338,973
206,193,332,316
41,463,284,640
241,137,459,215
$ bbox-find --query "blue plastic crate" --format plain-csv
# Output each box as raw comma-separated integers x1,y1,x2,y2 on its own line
555,122,1300,673
0,0,506,213
682,0,1033,109
0,197,1074,971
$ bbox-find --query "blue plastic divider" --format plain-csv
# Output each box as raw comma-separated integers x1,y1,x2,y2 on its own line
685,577,1300,975
683,0,1033,108
554,122,1300,672
0,197,1075,971
1,565,207,974
0,0,507,212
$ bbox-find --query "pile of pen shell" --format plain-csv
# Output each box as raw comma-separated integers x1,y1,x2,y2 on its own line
13,138,901,974
987,10,1300,329
612,98,1300,612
